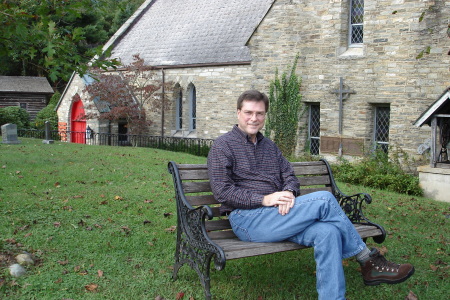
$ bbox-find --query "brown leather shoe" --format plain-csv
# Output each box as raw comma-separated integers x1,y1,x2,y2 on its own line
360,248,415,286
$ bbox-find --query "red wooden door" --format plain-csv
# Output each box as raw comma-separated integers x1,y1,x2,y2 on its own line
71,99,86,144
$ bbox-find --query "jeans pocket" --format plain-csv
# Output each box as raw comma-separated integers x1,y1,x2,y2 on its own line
229,210,252,241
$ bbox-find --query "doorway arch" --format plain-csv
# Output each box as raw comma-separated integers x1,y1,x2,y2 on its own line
71,97,86,144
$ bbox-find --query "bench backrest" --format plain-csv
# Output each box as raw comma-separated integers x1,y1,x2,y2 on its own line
173,160,335,240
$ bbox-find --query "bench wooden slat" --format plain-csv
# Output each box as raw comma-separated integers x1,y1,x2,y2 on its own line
182,181,212,193
299,187,332,195
208,230,237,239
214,239,306,260
210,206,221,217
179,169,209,180
354,224,385,239
205,219,232,231
292,164,329,175
186,194,219,206
298,175,330,186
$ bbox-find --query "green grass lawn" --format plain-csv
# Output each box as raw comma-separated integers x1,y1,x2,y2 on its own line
1,139,448,300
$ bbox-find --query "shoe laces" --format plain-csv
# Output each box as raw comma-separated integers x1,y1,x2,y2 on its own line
369,251,400,272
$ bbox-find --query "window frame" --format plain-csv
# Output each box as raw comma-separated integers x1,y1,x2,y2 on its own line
348,0,364,47
308,103,320,155
373,105,390,153
188,84,196,131
175,89,183,131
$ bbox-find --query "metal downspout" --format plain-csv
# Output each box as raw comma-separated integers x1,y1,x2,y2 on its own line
161,68,165,137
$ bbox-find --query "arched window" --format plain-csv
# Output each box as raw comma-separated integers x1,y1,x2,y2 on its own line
188,84,196,131
175,85,183,130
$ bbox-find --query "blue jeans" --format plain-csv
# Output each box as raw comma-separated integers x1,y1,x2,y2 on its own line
228,191,366,300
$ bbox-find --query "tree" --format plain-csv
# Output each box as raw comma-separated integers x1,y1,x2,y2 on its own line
266,55,304,157
83,55,172,136
0,0,144,89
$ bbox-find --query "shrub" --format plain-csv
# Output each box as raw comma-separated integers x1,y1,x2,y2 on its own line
332,149,423,196
0,106,30,129
34,91,60,130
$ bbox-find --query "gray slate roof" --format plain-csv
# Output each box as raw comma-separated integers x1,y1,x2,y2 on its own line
0,76,53,94
109,0,275,67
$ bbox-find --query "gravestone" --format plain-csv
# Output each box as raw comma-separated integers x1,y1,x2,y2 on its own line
42,121,54,144
1,123,21,144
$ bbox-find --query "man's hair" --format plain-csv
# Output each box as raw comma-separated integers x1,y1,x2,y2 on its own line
237,90,269,112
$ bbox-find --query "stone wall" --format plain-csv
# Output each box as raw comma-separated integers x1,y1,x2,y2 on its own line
155,65,256,138
248,0,450,158
57,66,257,140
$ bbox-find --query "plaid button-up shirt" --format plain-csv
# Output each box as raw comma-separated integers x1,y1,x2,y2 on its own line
207,125,300,214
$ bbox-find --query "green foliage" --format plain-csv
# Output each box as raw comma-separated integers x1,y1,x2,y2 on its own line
33,92,60,130
266,55,304,156
332,149,423,196
0,106,30,129
0,0,141,87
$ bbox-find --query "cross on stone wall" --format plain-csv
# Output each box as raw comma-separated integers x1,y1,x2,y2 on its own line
330,77,355,135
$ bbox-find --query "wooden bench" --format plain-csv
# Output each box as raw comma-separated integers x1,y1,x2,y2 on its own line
168,159,386,299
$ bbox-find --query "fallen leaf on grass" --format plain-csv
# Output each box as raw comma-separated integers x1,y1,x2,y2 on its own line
73,195,83,199
155,296,165,300
121,226,131,234
176,292,185,300
58,260,69,265
163,212,173,217
97,270,104,277
54,222,61,227
114,195,124,200
85,283,98,292
405,290,418,300
430,264,439,271
165,226,176,233
54,278,63,284
379,245,388,255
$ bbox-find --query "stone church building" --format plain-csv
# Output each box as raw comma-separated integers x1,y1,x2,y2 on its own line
56,0,449,159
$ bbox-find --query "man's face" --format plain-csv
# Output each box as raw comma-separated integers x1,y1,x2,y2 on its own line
237,100,266,141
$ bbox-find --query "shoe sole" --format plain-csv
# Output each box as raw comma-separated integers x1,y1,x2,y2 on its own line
363,267,415,286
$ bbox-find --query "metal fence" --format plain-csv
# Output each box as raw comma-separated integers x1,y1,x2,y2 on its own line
17,129,214,157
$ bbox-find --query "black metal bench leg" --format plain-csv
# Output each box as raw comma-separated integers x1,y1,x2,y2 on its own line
194,253,213,300
173,231,183,280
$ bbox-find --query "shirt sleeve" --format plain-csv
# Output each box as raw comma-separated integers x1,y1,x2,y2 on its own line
207,142,264,209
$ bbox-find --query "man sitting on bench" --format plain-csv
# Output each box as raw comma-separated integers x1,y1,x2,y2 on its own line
207,89,414,300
